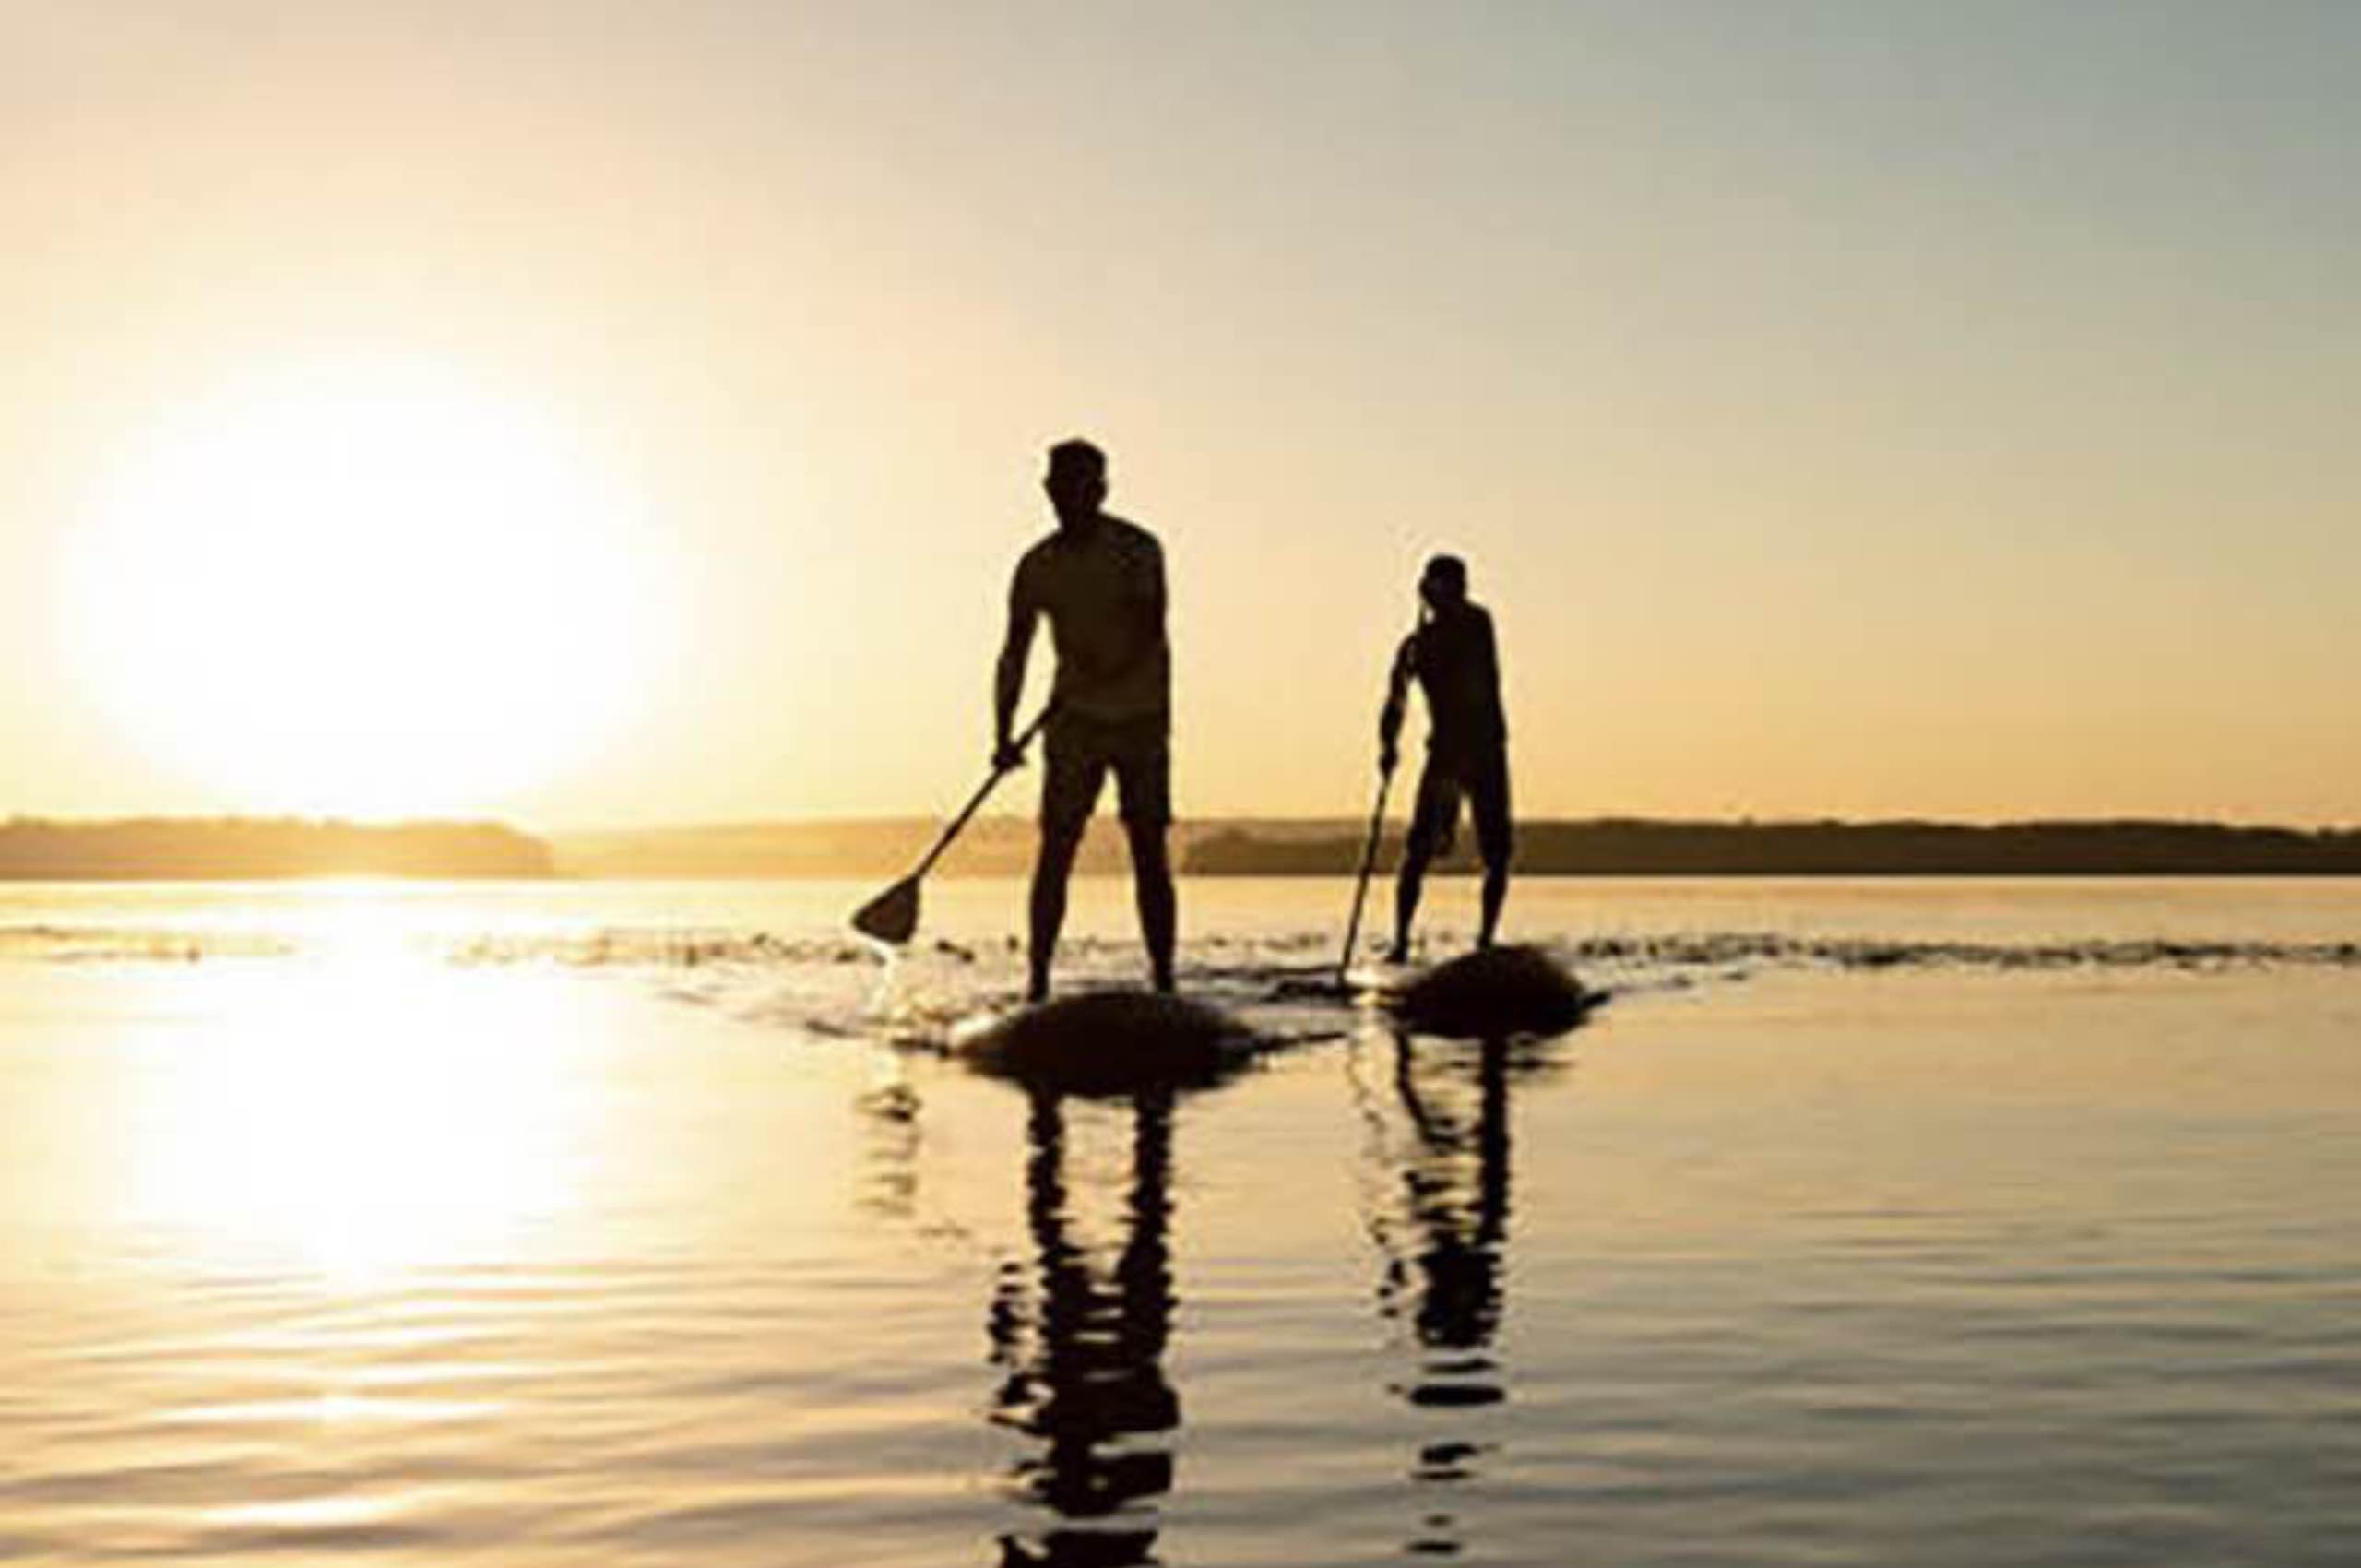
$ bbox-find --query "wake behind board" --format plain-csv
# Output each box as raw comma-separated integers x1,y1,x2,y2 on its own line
953,989,1263,1096
1379,944,1596,1039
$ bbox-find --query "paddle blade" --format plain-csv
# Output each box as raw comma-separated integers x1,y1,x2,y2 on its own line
850,876,921,945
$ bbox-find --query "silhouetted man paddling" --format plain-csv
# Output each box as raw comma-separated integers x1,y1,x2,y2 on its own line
995,439,1176,1003
1379,554,1511,961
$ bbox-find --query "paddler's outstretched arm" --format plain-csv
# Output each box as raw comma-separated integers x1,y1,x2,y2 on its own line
994,570,1041,769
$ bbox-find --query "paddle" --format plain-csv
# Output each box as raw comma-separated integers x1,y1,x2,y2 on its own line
1336,758,1394,985
851,707,1052,945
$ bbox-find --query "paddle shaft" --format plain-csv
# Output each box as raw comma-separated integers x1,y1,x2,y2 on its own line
1340,613,1426,981
1337,764,1393,981
910,707,1052,880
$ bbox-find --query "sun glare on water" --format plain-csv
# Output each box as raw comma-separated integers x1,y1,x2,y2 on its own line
121,956,599,1283
71,355,670,817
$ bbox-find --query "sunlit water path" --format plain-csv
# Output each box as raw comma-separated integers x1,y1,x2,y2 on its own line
4,879,2358,1565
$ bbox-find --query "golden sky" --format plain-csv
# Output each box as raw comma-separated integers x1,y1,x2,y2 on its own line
6,4,2356,826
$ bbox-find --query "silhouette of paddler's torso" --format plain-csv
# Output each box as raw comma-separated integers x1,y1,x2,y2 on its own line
1395,604,1505,761
1013,517,1169,724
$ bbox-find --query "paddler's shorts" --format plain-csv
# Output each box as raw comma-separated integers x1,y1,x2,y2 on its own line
1042,711,1171,835
1406,745,1512,869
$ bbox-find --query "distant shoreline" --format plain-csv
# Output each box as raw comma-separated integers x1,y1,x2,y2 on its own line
6,814,2359,882
549,815,2361,881
0,817,554,881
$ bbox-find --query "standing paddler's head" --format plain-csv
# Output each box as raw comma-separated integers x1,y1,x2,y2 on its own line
1418,553,1469,614
1044,438,1109,531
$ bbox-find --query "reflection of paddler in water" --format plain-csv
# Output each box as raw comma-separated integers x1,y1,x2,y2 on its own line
1363,1033,1525,1555
989,1087,1179,1566
1383,1036,1513,1407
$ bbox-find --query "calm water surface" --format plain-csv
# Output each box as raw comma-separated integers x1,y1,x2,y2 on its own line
4,878,2358,1565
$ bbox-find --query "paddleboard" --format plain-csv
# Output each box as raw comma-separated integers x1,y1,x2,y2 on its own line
1380,944,1596,1039
953,989,1264,1095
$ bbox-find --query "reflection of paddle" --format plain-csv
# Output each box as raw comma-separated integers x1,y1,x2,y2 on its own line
851,707,1052,945
1336,761,1394,985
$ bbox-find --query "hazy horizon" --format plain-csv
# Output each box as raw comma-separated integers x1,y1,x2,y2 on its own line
13,813,2361,887
8,3,2357,827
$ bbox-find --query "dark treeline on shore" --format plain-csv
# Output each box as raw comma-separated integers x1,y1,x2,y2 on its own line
554,817,2361,879
9,815,2359,881
1188,818,2361,877
0,818,555,880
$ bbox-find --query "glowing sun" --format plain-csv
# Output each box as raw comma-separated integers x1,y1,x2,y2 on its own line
71,356,669,816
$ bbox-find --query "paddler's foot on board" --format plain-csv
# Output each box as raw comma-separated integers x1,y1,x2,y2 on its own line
1152,967,1177,995
1026,971,1050,1004
1384,941,1410,965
